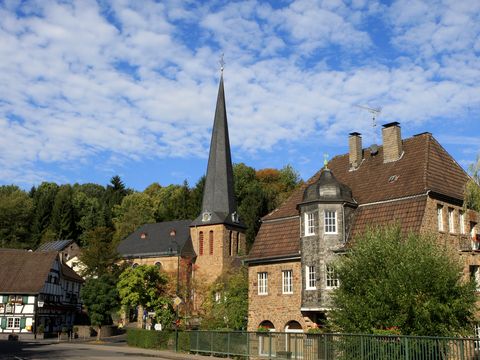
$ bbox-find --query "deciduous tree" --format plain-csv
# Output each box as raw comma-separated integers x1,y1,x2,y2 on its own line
331,226,476,336
0,185,33,248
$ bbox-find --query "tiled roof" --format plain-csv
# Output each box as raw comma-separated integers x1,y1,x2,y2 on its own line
117,220,195,258
264,133,468,221
249,133,470,261
0,250,57,294
350,196,427,240
37,239,74,252
60,262,84,283
248,217,300,260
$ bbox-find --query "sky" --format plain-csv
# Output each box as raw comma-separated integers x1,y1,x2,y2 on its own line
0,0,479,191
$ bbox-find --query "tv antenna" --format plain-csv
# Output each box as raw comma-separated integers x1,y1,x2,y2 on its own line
356,104,382,129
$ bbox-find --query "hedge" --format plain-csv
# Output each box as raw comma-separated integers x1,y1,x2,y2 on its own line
126,329,191,352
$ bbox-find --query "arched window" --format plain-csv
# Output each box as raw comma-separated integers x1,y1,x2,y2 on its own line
258,321,276,356
229,231,233,256
199,232,204,255
209,230,214,255
155,262,161,269
284,321,303,357
132,263,139,268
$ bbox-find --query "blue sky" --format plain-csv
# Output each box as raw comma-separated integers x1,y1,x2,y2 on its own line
0,0,479,191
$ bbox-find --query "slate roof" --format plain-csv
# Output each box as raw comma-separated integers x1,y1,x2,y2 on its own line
191,74,244,228
248,133,470,261
0,250,57,294
37,239,74,252
60,262,84,283
117,220,195,258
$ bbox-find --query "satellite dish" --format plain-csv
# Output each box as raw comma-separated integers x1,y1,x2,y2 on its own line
369,144,379,155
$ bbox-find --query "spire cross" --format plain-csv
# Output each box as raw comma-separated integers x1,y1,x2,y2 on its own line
219,53,225,73
323,153,329,169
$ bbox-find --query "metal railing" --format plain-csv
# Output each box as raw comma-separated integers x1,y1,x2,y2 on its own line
128,329,480,360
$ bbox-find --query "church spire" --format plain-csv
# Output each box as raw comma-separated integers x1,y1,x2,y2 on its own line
191,73,243,227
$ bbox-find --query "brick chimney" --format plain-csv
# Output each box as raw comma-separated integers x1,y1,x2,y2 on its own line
382,122,402,163
349,132,363,169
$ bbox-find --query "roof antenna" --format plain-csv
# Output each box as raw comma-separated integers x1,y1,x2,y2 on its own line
356,104,382,155
219,53,225,74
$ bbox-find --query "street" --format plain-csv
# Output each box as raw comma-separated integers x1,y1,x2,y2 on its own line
0,340,209,360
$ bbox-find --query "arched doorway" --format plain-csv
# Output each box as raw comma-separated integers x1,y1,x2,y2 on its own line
258,321,275,356
284,321,303,358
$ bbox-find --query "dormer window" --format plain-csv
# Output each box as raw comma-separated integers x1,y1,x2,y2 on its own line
140,232,147,239
304,212,316,236
324,211,337,234
231,211,239,223
202,212,212,222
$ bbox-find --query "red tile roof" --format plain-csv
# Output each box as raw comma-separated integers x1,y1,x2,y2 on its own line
248,133,470,261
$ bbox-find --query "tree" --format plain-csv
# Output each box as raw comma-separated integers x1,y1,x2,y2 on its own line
0,185,34,248
50,185,76,241
80,274,119,340
201,265,248,330
465,154,480,212
112,192,156,242
73,191,106,246
330,226,476,336
117,265,174,329
79,227,119,278
31,182,59,247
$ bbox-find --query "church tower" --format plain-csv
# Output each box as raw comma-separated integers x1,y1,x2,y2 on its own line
190,72,246,306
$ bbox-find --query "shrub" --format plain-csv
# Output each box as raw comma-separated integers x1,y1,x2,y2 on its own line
126,328,175,350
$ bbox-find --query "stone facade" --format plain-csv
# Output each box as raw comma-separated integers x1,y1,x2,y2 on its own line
247,260,306,331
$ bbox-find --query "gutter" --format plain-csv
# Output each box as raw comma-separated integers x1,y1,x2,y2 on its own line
244,254,301,265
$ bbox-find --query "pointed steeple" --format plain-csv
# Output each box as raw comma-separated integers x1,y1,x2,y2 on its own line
191,74,243,227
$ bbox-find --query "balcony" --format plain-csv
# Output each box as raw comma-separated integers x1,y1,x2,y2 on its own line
459,235,480,251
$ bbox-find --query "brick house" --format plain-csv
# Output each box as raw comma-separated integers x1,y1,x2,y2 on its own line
0,249,83,339
116,73,246,320
245,122,480,333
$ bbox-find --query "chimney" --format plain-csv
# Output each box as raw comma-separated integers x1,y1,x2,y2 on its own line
349,132,363,169
382,122,402,163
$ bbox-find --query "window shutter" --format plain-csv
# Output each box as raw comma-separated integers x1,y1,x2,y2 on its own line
22,296,28,305
20,317,26,329
1,318,6,330
1,296,7,304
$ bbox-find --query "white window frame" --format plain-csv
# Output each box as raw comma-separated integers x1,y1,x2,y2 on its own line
325,265,340,289
7,317,20,329
437,205,444,232
306,266,316,290
282,270,293,294
324,211,337,234
448,208,455,233
304,212,316,236
258,272,268,295
460,211,465,235
259,329,276,356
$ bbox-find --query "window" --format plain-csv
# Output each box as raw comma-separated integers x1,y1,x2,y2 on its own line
305,212,316,236
229,231,233,256
326,265,339,288
199,232,204,255
258,272,268,295
209,230,214,255
471,265,480,291
437,205,444,231
258,321,276,356
282,270,293,294
448,208,455,233
324,211,337,234
460,211,465,234
306,266,316,290
6,317,20,329
472,223,480,250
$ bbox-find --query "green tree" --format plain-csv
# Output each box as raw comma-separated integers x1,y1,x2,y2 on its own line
49,185,76,241
0,185,34,248
117,265,174,329
73,191,106,246
330,225,476,336
103,175,129,227
80,274,119,340
112,192,156,242
31,182,59,247
201,265,248,330
465,155,480,212
79,227,119,278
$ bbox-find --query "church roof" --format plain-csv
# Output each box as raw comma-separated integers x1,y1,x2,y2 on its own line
191,74,244,228
117,220,195,258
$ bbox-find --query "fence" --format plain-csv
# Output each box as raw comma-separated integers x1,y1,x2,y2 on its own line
127,329,480,360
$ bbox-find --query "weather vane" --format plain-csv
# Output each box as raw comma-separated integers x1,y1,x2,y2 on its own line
323,153,329,169
219,53,225,73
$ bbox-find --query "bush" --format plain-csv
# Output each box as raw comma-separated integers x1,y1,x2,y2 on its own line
126,329,175,350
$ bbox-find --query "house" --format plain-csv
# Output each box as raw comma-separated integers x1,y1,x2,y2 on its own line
116,72,246,321
245,122,480,333
0,249,83,339
37,239,85,276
